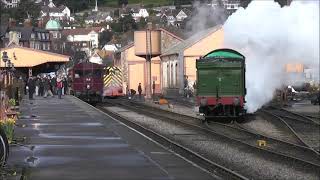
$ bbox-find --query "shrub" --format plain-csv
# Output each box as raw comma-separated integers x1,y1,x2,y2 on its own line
0,118,15,143
8,99,16,107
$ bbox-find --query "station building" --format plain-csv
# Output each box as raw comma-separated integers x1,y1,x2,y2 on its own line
160,25,224,96
115,29,183,95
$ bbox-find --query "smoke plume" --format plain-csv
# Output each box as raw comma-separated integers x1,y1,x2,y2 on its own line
223,0,319,112
186,1,227,35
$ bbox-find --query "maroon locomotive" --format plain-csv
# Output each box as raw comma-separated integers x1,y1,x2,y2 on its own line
69,62,104,104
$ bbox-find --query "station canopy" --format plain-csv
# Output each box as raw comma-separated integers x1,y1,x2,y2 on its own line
0,45,69,68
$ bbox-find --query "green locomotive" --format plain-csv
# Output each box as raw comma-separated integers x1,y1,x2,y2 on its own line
196,48,246,120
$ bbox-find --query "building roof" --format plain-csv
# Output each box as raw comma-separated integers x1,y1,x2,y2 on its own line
62,27,104,36
41,5,67,13
116,42,134,53
0,45,69,67
45,19,62,30
161,25,222,57
4,27,49,41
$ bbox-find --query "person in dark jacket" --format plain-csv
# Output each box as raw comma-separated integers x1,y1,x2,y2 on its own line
43,76,53,98
39,77,44,97
138,83,142,99
27,77,36,100
63,77,68,95
50,76,57,95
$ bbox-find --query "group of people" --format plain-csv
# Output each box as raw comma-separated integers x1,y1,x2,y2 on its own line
27,75,69,100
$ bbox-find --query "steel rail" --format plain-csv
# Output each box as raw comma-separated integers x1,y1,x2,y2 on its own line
107,99,320,168
96,103,249,180
271,107,320,125
206,121,320,166
262,109,320,155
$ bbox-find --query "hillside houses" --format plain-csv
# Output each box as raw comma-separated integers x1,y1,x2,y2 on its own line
39,0,72,22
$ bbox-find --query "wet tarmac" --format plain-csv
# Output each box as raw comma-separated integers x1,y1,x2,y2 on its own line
6,96,214,180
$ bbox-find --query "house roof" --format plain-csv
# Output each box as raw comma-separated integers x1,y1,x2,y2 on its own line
41,5,67,13
116,42,134,53
161,25,222,57
0,45,69,67
45,19,62,30
62,27,103,36
4,26,49,41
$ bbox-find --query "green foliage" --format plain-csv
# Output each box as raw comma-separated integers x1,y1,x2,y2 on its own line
8,99,16,107
54,0,89,13
111,14,137,33
99,30,114,47
0,119,15,143
137,17,148,30
0,0,40,24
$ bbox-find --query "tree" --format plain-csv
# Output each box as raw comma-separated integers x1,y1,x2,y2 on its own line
54,0,89,13
137,17,147,30
99,30,113,47
118,0,128,6
0,0,40,24
118,14,137,32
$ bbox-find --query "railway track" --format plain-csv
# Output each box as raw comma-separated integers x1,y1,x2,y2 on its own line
99,99,319,179
96,103,249,180
263,107,320,153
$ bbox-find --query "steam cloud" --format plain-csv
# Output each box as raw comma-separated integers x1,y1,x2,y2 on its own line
186,1,227,35
223,0,319,113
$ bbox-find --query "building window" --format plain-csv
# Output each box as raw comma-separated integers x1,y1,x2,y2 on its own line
53,32,58,38
47,43,50,50
31,33,35,39
42,33,45,40
46,33,50,40
38,33,41,39
17,32,21,38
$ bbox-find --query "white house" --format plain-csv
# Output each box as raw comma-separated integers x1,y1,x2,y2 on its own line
63,27,105,56
40,0,71,21
132,8,149,21
176,10,188,21
89,51,103,64
102,44,119,52
1,0,20,8
167,15,176,26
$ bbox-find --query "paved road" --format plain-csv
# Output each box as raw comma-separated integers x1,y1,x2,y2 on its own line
7,96,214,180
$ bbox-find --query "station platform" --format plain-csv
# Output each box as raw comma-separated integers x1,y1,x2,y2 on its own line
7,95,213,180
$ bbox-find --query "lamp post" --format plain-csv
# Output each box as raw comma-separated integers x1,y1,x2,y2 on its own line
2,51,9,87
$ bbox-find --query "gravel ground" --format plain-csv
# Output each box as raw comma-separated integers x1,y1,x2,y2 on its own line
106,106,319,180
241,115,300,144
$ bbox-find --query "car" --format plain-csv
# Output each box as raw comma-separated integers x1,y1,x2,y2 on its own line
311,92,320,105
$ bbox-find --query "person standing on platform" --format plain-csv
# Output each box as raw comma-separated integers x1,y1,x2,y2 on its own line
152,81,156,98
138,83,142,99
44,76,53,98
63,77,68,95
35,76,40,96
57,77,63,99
50,76,57,95
27,77,36,100
39,77,44,97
